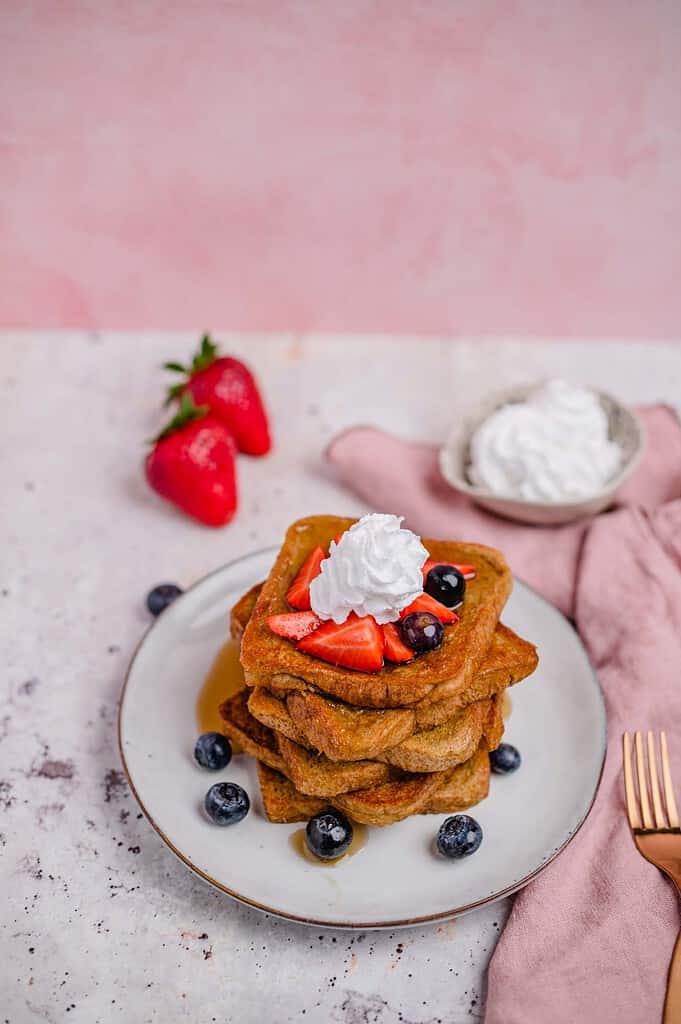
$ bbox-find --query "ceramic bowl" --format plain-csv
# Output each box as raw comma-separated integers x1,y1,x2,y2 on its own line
439,382,646,526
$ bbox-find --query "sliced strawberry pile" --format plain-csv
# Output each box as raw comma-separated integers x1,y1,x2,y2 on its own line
266,611,321,641
297,613,384,672
400,592,459,624
267,539,470,672
382,623,414,664
423,559,476,580
286,546,326,609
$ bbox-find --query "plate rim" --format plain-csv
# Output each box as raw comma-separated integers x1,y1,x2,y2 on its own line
118,548,607,930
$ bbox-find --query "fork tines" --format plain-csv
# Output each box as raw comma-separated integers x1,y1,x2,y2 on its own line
623,731,680,832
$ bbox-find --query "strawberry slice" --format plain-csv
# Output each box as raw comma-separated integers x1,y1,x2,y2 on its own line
297,613,384,672
423,559,476,580
286,546,325,610
382,622,414,663
267,611,321,641
332,532,345,546
400,592,459,624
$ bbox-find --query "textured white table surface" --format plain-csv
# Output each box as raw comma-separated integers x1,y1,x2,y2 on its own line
2,333,680,1024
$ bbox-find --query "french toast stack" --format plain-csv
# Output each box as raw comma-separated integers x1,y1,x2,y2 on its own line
220,516,538,827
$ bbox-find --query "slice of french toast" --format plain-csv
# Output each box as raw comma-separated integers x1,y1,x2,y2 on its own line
240,516,513,708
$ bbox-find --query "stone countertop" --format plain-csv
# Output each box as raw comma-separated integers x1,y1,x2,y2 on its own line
2,333,681,1024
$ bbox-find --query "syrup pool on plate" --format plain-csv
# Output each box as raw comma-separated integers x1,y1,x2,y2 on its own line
502,692,512,720
288,823,368,867
196,639,245,744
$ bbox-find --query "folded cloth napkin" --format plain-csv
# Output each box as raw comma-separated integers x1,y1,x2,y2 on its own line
327,406,681,1024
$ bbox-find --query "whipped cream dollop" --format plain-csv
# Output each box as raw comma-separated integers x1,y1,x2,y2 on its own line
309,513,427,624
468,379,622,502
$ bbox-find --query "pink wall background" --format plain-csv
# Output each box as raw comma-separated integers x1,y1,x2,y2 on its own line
1,1,680,335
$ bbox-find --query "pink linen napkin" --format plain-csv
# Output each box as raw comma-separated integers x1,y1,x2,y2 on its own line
327,406,681,1024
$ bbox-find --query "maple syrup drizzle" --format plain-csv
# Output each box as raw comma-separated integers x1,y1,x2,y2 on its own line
288,822,368,866
196,639,245,749
502,692,512,720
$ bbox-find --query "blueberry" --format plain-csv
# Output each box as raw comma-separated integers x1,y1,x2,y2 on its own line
146,583,183,616
424,564,465,609
204,782,250,826
400,611,444,654
305,809,353,860
490,743,521,774
194,733,232,771
436,814,483,859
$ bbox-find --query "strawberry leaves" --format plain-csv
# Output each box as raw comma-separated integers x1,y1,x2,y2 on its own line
152,393,209,442
163,334,220,405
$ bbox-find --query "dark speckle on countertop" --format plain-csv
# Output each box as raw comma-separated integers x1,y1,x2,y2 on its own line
103,769,128,803
37,760,75,780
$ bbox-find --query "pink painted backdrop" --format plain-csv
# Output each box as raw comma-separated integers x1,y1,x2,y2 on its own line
1,1,680,334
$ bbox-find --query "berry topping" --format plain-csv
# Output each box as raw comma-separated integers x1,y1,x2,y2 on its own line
400,592,459,624
436,814,483,858
146,583,183,616
400,611,444,654
305,809,353,860
267,611,321,641
423,560,476,580
286,546,325,610
489,743,522,774
382,622,415,664
145,395,238,527
164,334,271,456
424,565,466,609
194,732,232,771
297,613,384,672
204,782,250,826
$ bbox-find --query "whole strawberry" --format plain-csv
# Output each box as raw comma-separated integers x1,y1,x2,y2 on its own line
165,335,271,456
145,395,238,527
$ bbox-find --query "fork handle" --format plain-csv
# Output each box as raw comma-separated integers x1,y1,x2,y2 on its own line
664,928,681,1023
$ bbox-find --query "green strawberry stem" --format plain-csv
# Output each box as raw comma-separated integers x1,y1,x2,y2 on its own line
162,333,220,406
151,394,210,443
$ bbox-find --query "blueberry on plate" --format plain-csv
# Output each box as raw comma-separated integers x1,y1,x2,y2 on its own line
436,814,483,859
194,732,232,771
204,782,250,826
424,564,465,609
146,583,183,616
306,809,353,860
400,611,444,654
490,743,522,774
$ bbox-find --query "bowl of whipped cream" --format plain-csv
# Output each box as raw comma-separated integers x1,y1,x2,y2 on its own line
439,379,645,525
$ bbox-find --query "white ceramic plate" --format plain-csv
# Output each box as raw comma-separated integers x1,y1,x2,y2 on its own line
119,548,606,929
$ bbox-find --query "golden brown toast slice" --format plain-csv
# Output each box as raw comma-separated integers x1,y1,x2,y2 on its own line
240,516,512,708
420,746,490,814
414,623,537,725
256,747,491,823
231,584,537,727
230,583,261,643
248,683,497,772
272,694,500,781
276,733,396,797
218,690,285,773
378,699,491,772
255,687,416,761
246,687,307,745
484,695,505,752
257,762,325,823
221,686,497,801
333,770,448,826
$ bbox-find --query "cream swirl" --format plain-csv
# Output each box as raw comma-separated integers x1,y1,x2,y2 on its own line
309,513,427,624
468,379,622,502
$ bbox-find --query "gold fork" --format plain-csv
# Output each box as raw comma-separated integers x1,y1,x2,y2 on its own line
623,731,681,1022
